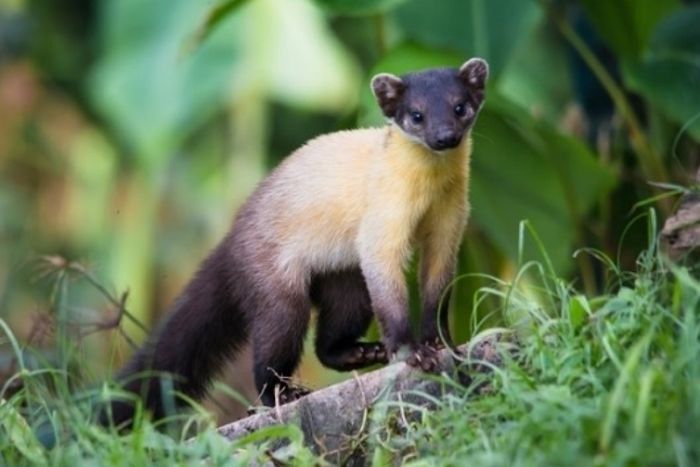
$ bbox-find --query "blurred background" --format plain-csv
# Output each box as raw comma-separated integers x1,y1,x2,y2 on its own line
0,0,699,423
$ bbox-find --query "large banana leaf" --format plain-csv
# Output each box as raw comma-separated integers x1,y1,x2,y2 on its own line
393,0,541,78
90,0,245,166
312,0,408,15
623,7,700,142
90,0,360,166
580,0,679,60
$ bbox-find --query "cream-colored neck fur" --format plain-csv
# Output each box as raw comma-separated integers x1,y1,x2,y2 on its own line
382,123,471,190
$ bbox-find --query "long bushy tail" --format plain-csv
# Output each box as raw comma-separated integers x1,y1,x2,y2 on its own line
102,241,248,427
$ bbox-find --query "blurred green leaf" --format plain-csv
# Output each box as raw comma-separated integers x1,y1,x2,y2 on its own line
393,0,540,78
623,6,700,141
91,0,360,166
312,0,408,16
90,0,244,166
254,0,361,111
498,20,573,125
569,295,590,329
186,0,252,51
580,0,679,60
0,401,46,464
470,95,615,273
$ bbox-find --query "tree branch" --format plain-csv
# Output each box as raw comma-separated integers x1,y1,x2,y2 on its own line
217,334,509,463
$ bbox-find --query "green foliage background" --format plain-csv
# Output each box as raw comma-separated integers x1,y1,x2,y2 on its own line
0,0,699,423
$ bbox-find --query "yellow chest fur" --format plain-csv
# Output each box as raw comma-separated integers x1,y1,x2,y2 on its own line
262,126,470,283
367,128,470,235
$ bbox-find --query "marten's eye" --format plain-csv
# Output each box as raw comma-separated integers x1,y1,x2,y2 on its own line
454,103,467,117
410,111,424,124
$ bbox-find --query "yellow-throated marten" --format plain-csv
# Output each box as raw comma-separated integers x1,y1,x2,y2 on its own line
104,58,489,425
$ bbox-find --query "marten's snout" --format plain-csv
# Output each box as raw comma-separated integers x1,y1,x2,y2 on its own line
431,131,461,151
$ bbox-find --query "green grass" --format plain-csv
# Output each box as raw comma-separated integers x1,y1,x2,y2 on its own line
2,212,700,465
369,215,700,466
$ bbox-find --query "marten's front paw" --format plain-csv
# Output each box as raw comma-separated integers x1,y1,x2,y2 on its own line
421,336,447,351
406,344,441,373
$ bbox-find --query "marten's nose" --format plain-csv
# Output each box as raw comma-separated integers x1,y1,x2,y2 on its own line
432,132,460,150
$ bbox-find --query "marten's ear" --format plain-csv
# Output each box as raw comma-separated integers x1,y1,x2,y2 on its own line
371,73,405,118
458,58,488,107
459,58,489,90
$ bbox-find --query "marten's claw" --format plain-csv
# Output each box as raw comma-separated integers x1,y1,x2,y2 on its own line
421,336,447,351
407,344,441,373
346,342,388,366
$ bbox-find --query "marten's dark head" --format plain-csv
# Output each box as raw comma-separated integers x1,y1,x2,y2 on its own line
371,58,489,152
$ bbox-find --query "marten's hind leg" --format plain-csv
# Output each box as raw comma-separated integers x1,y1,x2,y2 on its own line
311,269,388,371
251,289,311,406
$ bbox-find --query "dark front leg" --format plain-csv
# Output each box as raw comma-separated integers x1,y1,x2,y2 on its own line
360,262,415,357
371,284,442,372
358,210,447,371
359,265,446,372
411,284,453,372
419,250,458,349
420,286,453,349
415,185,466,350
